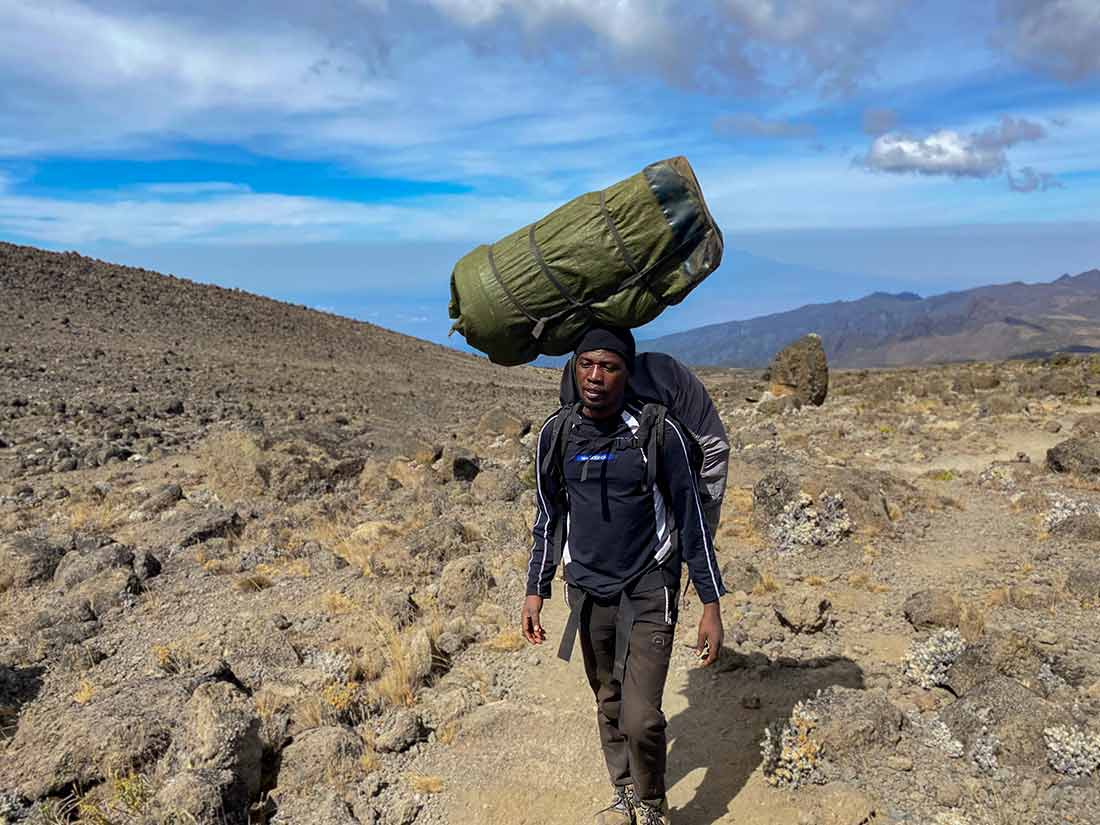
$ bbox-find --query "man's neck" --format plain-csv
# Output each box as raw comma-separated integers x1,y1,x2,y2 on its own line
581,402,624,421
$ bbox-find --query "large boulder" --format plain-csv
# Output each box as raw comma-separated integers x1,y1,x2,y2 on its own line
161,681,263,817
438,555,494,610
272,726,363,797
941,675,1066,768
1047,437,1100,478
0,531,69,588
0,676,190,798
765,333,829,406
477,407,530,439
943,629,1045,697
903,589,960,630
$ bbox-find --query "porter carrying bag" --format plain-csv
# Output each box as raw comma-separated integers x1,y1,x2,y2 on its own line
448,156,723,366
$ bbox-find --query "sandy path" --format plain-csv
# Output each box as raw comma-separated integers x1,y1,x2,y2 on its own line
426,594,867,825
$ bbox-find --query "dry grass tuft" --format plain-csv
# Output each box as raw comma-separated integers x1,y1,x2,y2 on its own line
407,774,444,794
322,591,357,615
487,629,526,652
847,571,890,593
73,678,96,705
234,573,273,593
436,721,460,746
360,749,381,774
752,571,780,595
151,643,189,675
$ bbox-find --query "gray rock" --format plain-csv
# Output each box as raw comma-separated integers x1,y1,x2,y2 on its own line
720,560,763,594
0,676,189,798
765,333,829,406
903,589,960,630
773,589,832,634
438,555,495,610
752,469,799,524
471,468,523,503
1047,437,1100,478
166,681,263,816
1051,513,1100,541
941,675,1066,768
0,531,68,588
160,507,242,549
1065,564,1100,604
274,726,363,795
272,789,360,825
153,769,227,824
53,542,134,591
477,406,530,439
375,708,425,753
944,629,1044,697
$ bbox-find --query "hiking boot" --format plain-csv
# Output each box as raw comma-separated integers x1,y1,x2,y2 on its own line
594,786,636,825
634,798,670,825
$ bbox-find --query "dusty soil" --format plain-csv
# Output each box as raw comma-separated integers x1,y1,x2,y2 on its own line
2,242,1100,825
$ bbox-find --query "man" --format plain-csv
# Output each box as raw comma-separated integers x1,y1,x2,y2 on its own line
522,326,726,825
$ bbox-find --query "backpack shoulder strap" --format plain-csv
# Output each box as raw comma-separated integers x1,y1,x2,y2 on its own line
539,402,580,480
633,403,667,493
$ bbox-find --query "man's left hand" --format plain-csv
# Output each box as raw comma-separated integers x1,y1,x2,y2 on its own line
696,601,723,667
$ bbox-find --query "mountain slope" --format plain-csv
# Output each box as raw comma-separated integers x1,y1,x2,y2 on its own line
0,241,555,446
641,269,1100,367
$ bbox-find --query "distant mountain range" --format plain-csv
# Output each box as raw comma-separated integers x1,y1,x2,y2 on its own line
641,268,1100,368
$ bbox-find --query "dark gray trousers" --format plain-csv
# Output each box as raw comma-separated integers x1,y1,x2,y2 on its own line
576,585,677,804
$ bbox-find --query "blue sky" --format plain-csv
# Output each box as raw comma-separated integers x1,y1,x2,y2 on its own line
2,1,1099,345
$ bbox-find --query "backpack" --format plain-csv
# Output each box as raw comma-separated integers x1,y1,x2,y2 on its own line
538,399,705,568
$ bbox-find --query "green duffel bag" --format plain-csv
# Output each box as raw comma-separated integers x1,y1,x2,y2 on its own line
448,155,723,366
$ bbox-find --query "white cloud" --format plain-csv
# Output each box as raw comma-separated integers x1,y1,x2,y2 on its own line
995,0,1100,80
861,116,1049,179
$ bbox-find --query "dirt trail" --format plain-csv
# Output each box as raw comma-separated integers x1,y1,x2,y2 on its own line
425,590,868,825
422,421,1097,825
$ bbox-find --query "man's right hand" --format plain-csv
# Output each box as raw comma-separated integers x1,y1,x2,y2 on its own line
522,595,546,645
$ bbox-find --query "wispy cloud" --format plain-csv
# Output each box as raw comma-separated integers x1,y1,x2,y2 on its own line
713,114,816,139
1007,166,1063,192
994,0,1100,80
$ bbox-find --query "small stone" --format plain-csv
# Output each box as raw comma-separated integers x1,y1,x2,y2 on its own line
741,694,761,709
886,755,913,772
935,782,963,807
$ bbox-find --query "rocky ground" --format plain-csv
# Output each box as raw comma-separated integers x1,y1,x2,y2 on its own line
2,241,1099,825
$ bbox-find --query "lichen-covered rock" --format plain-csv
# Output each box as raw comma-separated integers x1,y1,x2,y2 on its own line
1044,724,1100,777
766,333,829,406
941,675,1066,768
1047,436,1100,478
904,629,965,689
943,629,1044,697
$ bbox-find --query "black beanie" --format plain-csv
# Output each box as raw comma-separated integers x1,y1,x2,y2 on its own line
574,326,636,371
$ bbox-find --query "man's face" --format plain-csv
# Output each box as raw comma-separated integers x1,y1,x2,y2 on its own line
575,349,628,418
